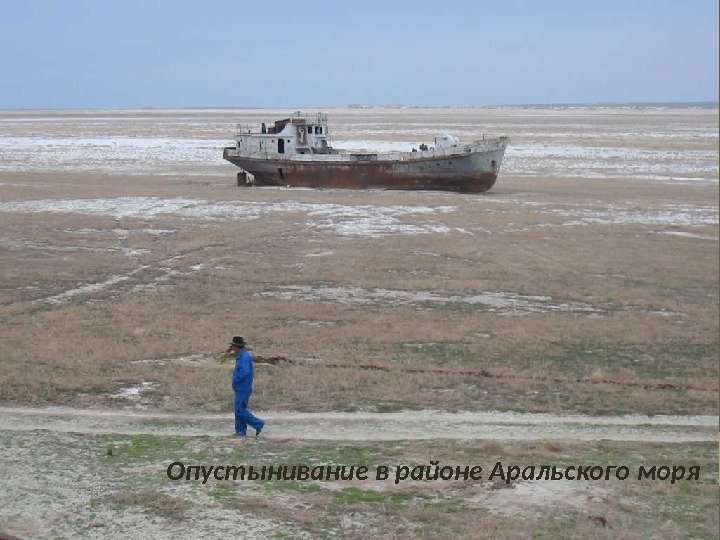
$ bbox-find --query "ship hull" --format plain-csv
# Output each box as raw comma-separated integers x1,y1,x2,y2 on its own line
223,138,507,193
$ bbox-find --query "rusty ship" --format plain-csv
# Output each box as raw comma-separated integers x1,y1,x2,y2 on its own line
223,112,509,193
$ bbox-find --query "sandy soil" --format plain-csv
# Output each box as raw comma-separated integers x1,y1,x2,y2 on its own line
0,106,717,538
0,420,716,539
1,405,715,442
0,429,293,540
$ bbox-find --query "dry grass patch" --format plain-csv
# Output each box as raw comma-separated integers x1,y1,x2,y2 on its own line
0,166,716,414
102,489,192,519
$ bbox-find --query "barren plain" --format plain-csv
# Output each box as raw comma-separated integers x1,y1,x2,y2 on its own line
0,106,717,538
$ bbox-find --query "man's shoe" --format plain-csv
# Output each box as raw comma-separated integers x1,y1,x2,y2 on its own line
234,432,247,437
255,422,264,436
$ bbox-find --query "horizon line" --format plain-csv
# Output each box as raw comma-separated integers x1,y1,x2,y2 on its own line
0,100,718,113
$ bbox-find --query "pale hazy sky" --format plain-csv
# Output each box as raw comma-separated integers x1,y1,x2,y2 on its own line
1,0,717,108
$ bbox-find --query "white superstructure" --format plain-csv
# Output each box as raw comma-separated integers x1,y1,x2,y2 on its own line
235,111,333,156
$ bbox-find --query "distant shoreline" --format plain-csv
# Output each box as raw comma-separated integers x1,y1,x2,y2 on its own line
0,101,718,113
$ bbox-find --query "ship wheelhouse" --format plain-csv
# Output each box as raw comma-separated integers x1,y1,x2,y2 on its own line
235,111,333,156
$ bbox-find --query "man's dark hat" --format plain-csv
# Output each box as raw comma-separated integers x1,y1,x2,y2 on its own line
230,336,246,348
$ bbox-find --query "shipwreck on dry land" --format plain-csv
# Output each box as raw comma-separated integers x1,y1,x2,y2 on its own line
223,111,509,192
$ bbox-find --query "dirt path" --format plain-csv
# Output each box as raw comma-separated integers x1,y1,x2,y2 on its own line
0,405,716,442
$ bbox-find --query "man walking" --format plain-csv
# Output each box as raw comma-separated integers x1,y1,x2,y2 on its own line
227,336,265,437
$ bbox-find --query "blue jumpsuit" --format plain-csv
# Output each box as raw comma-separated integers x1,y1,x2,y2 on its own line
232,349,264,436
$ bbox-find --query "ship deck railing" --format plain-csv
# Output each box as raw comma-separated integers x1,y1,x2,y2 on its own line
224,136,508,162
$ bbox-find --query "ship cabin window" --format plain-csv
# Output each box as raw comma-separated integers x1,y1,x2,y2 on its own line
315,126,322,134
307,125,313,132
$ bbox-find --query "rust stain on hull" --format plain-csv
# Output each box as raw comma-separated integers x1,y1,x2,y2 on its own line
224,152,498,193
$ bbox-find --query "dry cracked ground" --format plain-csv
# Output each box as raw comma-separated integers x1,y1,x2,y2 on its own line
0,107,718,538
